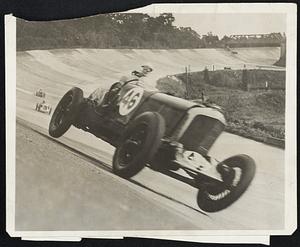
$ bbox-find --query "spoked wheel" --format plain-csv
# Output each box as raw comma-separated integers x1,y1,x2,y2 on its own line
113,112,165,178
197,154,256,212
49,87,83,138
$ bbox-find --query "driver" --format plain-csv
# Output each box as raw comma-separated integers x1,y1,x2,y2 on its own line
100,81,123,108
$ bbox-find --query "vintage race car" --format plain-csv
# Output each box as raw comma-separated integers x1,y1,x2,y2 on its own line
36,101,52,115
49,78,256,212
35,89,46,98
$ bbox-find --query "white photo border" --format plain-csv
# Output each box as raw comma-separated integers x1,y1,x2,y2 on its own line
5,2,297,239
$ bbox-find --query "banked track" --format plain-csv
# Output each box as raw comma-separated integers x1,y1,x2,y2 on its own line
15,47,285,230
17,47,282,95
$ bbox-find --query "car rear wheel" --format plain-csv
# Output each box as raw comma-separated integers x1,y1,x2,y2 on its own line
49,87,83,138
113,112,165,178
196,154,256,212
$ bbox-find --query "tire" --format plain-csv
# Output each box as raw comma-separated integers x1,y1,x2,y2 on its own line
197,154,256,212
113,112,165,178
49,87,83,138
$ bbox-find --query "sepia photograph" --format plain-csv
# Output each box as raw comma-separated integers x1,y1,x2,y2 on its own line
5,3,297,239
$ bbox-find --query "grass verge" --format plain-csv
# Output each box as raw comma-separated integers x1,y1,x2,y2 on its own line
157,69,285,148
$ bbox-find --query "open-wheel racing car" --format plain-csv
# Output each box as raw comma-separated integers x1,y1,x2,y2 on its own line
36,101,52,115
49,77,256,212
35,89,46,98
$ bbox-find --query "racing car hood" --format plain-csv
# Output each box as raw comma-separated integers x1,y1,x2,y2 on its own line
150,92,226,124
150,92,199,111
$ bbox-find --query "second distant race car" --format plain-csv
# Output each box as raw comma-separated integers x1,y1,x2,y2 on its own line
35,101,52,115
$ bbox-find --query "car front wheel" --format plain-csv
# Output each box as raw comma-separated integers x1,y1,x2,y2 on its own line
113,112,165,178
196,154,256,212
49,87,83,138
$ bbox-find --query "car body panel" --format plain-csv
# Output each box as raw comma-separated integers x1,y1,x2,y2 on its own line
77,83,226,153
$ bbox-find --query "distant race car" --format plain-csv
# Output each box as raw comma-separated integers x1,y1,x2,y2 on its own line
35,101,52,115
49,71,256,212
35,89,46,98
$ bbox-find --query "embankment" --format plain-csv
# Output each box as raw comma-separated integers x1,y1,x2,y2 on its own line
157,69,285,148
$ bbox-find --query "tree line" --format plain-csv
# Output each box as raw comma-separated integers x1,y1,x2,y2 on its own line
17,13,283,51
17,13,201,50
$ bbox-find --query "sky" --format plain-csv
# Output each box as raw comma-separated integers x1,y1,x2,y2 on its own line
128,5,286,38
173,13,286,38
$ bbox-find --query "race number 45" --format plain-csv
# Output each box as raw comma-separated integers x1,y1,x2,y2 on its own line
119,87,144,116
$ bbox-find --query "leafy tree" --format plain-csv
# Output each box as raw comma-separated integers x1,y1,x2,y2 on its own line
17,13,203,50
202,32,220,48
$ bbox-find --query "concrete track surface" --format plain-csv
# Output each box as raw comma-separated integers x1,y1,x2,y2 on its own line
15,48,284,231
